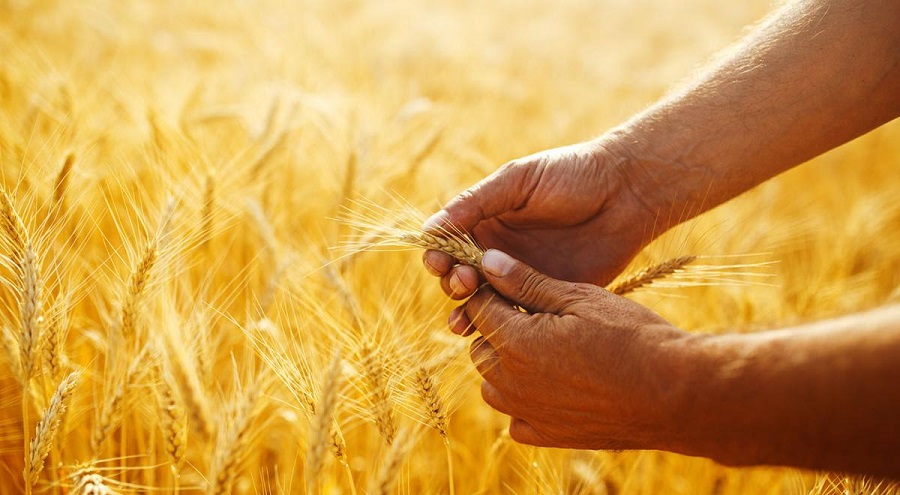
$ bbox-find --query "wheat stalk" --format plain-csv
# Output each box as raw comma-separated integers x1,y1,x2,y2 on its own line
306,352,342,494
27,371,80,488
360,341,396,445
608,255,698,295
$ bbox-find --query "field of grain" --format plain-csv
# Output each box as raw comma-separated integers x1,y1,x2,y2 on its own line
1,0,899,493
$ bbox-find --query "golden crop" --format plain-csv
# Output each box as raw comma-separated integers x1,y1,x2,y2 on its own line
1,0,898,493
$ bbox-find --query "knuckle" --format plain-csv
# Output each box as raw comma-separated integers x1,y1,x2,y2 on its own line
517,271,549,303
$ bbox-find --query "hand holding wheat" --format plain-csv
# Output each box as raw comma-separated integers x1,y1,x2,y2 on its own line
455,249,697,451
420,139,662,300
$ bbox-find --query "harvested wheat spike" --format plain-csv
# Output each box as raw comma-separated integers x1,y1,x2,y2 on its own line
306,352,343,494
608,255,698,295
399,232,484,271
27,371,80,487
337,196,485,270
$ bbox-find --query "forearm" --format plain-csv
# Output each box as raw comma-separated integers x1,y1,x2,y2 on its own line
607,0,900,230
671,304,900,477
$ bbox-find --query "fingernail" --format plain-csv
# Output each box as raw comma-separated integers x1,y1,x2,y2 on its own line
422,210,449,231
482,249,515,277
449,272,466,295
423,256,441,276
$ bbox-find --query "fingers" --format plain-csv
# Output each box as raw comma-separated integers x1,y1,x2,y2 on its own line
508,417,557,447
448,305,475,336
424,251,482,299
470,336,502,382
463,286,528,350
481,249,572,314
422,162,530,235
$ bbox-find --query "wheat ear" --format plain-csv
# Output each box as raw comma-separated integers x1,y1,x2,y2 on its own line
368,427,413,495
200,172,215,247
209,386,260,495
414,366,447,439
399,232,483,271
415,365,454,495
170,348,215,440
1,191,43,381
3,191,44,495
52,152,76,207
360,341,396,445
120,242,158,341
1,326,22,384
42,315,63,381
0,189,28,262
608,255,698,295
157,373,187,468
91,348,148,454
71,467,119,495
27,371,80,487
306,352,342,494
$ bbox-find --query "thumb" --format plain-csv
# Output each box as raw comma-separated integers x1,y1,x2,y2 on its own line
480,249,571,314
422,164,527,234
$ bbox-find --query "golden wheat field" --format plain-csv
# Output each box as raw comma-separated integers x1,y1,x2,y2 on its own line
1,0,899,493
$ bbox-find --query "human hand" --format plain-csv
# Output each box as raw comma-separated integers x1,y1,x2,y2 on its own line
456,248,698,450
422,137,658,299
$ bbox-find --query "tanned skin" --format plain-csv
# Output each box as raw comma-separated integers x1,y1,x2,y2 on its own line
422,0,900,479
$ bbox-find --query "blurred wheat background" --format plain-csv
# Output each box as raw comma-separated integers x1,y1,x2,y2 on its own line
1,0,899,493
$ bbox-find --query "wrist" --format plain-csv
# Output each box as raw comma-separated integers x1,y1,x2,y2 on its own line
657,332,764,465
593,123,711,235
